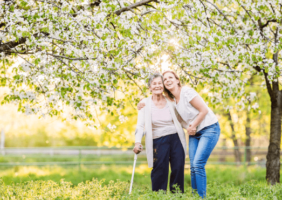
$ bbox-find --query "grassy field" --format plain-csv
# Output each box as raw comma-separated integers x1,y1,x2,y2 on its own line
0,164,272,186
0,164,281,199
0,153,149,164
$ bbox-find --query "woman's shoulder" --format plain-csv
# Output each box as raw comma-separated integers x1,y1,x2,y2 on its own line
181,86,198,102
181,86,197,93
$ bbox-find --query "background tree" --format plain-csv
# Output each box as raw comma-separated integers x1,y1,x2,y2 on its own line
162,0,282,184
0,0,158,127
226,110,242,164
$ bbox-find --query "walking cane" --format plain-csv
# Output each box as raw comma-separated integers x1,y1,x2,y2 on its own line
129,153,138,194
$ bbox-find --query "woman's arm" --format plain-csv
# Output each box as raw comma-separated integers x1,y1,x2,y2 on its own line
187,96,208,135
174,107,188,129
133,100,146,154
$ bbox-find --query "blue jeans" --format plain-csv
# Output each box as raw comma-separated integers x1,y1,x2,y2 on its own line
189,122,220,198
151,133,185,193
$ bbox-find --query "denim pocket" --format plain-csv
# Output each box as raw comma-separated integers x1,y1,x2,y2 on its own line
198,122,217,133
199,123,220,137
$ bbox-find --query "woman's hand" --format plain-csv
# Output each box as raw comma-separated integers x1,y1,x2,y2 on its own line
187,124,197,135
133,143,143,154
137,102,146,110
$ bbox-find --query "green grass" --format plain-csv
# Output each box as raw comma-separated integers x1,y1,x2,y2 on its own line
0,164,277,186
0,154,148,163
0,165,281,199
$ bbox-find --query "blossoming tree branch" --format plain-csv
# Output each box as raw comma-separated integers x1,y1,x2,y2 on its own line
0,0,281,184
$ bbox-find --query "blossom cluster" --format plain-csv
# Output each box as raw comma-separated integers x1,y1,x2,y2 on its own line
0,0,280,126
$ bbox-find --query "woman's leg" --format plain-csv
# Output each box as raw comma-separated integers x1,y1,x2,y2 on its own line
169,133,185,193
189,135,200,193
193,122,220,198
151,135,170,192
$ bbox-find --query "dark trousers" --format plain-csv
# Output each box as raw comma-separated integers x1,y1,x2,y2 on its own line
151,133,185,193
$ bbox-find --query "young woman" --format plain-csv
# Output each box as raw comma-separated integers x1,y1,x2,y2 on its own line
133,72,187,193
138,71,220,198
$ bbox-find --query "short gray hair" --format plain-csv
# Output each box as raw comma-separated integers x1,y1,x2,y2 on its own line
147,73,164,87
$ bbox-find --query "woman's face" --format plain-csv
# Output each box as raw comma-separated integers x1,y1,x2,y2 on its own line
149,77,164,95
163,72,180,91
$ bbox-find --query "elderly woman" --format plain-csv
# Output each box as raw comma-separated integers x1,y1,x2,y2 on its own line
133,72,186,193
138,71,220,198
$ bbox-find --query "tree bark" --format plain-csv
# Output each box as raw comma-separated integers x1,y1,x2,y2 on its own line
0,37,27,53
245,109,251,164
279,90,282,122
219,138,226,162
245,76,253,165
114,0,159,16
226,111,242,164
265,29,281,184
266,81,281,185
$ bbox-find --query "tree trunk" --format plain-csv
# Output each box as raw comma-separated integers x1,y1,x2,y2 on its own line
226,111,242,164
265,29,281,184
279,90,282,123
245,76,253,165
245,109,251,164
266,83,281,185
219,138,226,162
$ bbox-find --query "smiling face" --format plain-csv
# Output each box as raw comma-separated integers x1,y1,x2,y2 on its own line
163,72,180,91
149,77,164,95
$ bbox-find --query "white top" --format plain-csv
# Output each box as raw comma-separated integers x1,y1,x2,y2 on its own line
135,96,187,168
151,102,177,139
175,86,218,132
